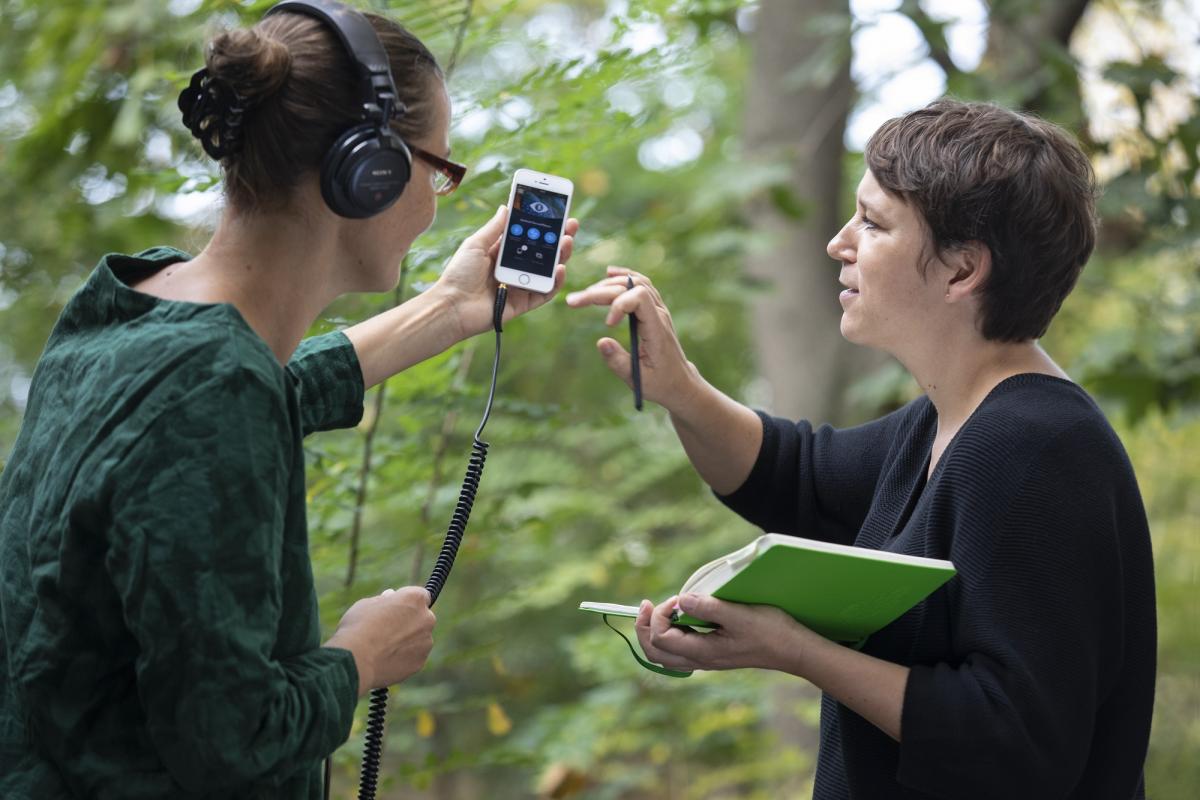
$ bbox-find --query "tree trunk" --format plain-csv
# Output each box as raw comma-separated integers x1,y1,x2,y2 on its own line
742,0,856,424
741,0,854,787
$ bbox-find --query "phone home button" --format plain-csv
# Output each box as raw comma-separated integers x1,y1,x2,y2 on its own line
518,274,531,285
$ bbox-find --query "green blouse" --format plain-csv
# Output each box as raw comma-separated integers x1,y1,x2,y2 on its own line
0,248,364,798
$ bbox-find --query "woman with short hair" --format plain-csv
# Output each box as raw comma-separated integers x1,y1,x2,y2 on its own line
568,99,1155,799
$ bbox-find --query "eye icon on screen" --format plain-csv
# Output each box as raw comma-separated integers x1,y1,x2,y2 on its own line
527,228,542,241
510,224,524,236
528,200,551,215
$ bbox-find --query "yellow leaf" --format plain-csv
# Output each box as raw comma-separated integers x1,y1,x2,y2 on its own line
579,168,610,197
486,701,512,736
416,709,435,738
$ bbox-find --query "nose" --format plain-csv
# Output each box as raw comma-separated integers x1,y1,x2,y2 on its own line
827,219,855,263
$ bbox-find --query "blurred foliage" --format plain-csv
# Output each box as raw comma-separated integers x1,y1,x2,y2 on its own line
1,0,1197,798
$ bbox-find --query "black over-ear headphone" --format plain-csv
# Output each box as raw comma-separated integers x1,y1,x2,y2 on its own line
266,0,413,219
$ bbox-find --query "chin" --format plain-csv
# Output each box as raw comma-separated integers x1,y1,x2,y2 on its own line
373,267,402,294
840,318,885,351
839,316,861,344
356,255,404,294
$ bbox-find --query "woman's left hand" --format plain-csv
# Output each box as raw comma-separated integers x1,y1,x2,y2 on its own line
635,593,816,673
435,205,579,340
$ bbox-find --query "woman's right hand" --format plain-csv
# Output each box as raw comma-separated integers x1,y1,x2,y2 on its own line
325,586,436,696
565,266,700,414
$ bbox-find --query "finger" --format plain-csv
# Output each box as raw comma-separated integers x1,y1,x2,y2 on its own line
644,598,714,665
636,599,688,667
516,265,564,314
650,624,713,664
565,283,627,308
635,599,654,628
634,599,660,651
648,596,679,636
636,630,691,670
558,234,575,264
464,205,508,250
393,586,433,607
606,265,635,279
564,217,580,238
604,266,656,295
605,284,654,327
600,271,665,306
596,338,633,387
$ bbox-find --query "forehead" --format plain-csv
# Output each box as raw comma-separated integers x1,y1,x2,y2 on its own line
856,170,891,206
855,169,920,223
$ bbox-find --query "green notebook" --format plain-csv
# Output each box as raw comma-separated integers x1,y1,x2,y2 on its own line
580,533,955,648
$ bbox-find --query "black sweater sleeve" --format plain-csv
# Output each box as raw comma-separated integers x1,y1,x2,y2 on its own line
716,401,924,546
897,419,1147,798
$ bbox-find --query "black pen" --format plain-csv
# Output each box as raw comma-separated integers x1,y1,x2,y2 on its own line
628,275,643,411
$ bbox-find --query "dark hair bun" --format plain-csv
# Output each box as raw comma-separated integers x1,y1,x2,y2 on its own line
184,11,442,211
205,28,292,106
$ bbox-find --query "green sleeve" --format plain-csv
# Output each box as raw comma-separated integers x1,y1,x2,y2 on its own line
286,331,365,436
103,368,357,793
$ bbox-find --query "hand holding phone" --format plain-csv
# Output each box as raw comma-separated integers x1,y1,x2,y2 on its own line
494,169,574,294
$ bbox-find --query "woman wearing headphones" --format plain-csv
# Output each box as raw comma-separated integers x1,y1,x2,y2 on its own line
567,100,1155,798
0,2,576,797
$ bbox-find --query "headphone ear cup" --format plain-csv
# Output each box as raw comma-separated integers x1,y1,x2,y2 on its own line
320,124,412,219
319,125,364,218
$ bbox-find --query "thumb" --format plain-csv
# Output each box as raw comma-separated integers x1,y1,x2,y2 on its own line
596,337,633,386
678,593,727,625
464,205,507,250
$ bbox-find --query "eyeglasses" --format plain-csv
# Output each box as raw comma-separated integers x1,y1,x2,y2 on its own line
409,143,467,196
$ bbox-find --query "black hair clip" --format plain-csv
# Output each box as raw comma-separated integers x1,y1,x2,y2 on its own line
178,67,246,160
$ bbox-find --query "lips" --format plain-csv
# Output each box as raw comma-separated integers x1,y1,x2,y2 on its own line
838,275,859,305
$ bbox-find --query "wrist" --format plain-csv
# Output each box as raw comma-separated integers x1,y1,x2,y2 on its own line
773,624,831,680
421,284,471,349
433,281,492,342
665,363,711,422
324,638,372,697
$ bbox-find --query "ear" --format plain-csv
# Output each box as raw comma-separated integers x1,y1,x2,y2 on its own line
942,241,991,303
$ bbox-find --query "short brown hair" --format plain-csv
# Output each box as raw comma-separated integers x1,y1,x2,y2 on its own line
865,99,1098,342
201,10,443,212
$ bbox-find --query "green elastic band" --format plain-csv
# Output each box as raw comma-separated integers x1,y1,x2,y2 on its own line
601,614,693,679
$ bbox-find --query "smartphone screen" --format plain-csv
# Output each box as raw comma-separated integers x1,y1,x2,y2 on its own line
499,184,570,278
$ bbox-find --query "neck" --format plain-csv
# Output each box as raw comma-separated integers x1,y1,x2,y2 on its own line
902,332,1067,432
175,203,343,364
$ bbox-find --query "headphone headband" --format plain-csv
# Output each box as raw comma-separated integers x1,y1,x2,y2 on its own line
261,0,414,218
265,0,402,122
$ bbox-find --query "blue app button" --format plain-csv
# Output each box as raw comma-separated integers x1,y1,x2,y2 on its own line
510,224,524,236
527,228,541,241
543,231,557,245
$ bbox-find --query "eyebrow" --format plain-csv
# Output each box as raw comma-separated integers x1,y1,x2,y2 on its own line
858,197,884,220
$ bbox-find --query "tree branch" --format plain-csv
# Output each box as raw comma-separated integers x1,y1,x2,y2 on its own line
345,279,406,588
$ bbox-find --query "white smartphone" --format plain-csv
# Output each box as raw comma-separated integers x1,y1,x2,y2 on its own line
494,169,574,294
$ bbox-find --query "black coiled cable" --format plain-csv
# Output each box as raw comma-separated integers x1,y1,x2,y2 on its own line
347,284,509,800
